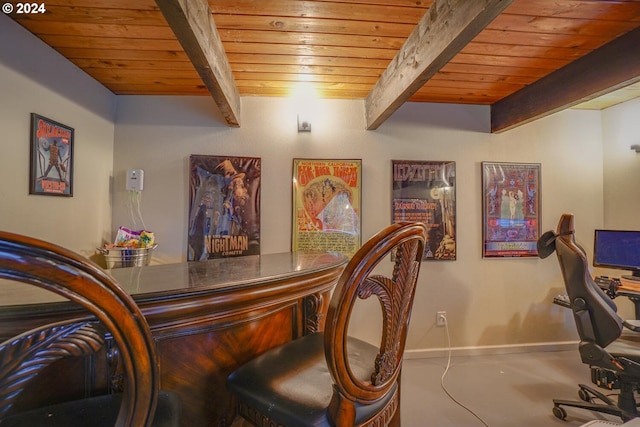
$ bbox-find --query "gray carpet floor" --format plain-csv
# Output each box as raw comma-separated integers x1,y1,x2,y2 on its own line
401,349,624,427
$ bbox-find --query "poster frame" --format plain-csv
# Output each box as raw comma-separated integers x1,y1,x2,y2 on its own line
29,113,74,197
392,160,456,261
188,155,261,260
481,161,541,258
291,158,362,257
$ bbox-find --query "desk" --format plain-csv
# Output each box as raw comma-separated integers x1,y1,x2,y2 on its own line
0,252,347,427
553,276,640,320
617,278,640,319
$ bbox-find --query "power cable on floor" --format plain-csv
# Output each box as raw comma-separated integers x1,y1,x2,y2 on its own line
440,316,490,427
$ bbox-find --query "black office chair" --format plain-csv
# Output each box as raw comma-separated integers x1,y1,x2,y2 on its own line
227,222,427,427
538,214,640,422
0,231,181,426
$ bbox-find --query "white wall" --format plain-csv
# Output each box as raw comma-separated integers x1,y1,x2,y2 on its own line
593,99,640,318
0,14,116,258
112,95,608,351
602,97,640,229
7,10,638,352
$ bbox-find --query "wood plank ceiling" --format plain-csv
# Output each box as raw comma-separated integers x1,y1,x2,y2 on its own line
7,0,640,132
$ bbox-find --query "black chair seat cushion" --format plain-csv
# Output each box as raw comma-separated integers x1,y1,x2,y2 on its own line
0,390,181,427
608,335,640,361
227,332,397,427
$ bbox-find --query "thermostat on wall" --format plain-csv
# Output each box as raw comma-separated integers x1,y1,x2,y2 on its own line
126,169,144,191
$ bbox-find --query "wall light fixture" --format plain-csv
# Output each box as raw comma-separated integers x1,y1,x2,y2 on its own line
297,115,311,132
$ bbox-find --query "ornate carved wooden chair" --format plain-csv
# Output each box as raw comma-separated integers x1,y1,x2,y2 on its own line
0,231,181,426
227,222,427,427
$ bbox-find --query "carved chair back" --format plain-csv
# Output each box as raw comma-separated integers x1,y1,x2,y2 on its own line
0,231,160,426
324,221,426,423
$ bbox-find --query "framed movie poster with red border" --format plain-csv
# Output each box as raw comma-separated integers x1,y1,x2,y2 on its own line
482,161,541,258
29,113,74,197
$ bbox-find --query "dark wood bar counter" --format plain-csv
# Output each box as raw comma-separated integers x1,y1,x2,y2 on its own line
0,251,347,427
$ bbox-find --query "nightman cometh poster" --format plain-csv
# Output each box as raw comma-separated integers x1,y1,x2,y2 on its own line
188,155,261,261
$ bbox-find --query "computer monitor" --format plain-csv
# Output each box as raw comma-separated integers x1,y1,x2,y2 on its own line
593,229,640,281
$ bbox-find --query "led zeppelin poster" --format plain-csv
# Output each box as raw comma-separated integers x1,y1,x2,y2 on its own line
292,159,361,257
188,155,261,261
29,113,74,197
392,160,456,260
482,162,541,258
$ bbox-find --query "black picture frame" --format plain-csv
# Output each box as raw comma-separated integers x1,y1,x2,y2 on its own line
29,113,74,197
481,161,541,258
392,160,456,260
187,155,261,260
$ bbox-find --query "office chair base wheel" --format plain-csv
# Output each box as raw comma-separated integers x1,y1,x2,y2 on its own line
578,388,591,402
577,383,616,405
553,405,567,420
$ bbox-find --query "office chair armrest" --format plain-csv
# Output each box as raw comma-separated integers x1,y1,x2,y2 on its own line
622,320,640,332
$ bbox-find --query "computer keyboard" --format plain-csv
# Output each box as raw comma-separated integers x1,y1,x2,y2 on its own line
553,277,621,308
594,275,621,298
595,276,613,286
553,293,570,308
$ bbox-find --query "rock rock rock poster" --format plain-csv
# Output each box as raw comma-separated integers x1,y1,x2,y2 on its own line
392,160,456,260
292,159,361,257
188,155,261,261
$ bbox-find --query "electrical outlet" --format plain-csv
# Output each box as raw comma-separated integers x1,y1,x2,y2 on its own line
436,311,447,327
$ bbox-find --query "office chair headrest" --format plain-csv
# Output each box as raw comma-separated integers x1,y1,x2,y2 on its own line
537,229,575,259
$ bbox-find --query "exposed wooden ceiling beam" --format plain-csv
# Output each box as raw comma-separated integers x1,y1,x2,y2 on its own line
491,26,640,133
364,0,515,130
156,0,241,127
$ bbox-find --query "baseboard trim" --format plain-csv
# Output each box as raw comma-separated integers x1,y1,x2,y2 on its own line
403,341,579,360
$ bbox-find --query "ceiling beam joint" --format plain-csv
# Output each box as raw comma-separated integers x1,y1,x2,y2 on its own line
365,0,515,130
156,0,241,127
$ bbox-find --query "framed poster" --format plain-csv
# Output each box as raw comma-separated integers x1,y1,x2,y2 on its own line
29,113,74,196
392,160,456,260
188,155,261,261
482,161,541,258
292,159,361,257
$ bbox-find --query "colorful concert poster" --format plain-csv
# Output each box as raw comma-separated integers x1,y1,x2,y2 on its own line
292,159,361,257
188,155,261,260
482,162,541,258
29,114,74,196
392,160,456,260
